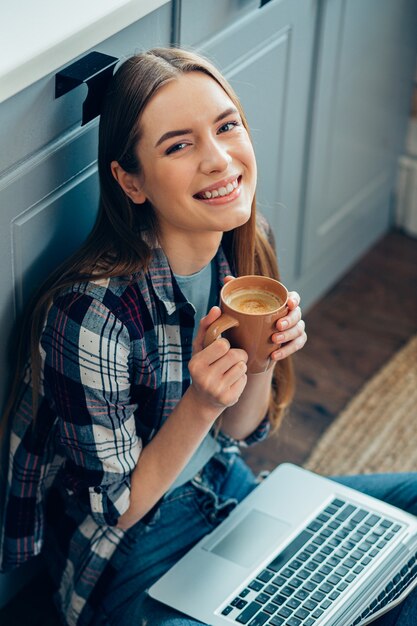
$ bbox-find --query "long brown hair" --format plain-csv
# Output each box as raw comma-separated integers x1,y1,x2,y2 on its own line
1,47,294,444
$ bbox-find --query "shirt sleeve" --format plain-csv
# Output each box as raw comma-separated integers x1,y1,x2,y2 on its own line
41,291,141,526
216,415,271,450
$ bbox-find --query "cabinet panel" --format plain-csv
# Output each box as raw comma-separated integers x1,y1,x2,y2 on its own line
189,0,316,287
179,0,259,47
302,0,417,282
0,2,172,177
0,127,99,410
12,168,98,313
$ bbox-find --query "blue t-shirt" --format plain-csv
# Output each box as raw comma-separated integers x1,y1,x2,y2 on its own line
170,260,220,491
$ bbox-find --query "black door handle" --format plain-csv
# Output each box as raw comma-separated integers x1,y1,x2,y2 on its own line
55,51,118,125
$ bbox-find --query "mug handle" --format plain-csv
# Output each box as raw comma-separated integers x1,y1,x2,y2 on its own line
203,314,239,348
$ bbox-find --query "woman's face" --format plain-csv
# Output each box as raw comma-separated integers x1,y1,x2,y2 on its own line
134,72,257,247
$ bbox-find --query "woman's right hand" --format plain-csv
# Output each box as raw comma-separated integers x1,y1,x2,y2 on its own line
188,306,248,415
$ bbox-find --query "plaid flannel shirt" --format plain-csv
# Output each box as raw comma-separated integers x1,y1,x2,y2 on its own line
0,241,270,625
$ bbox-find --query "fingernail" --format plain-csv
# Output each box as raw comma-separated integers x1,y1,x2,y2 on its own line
279,320,288,329
275,334,285,343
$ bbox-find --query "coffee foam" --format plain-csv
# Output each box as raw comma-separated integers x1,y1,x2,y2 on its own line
226,288,282,314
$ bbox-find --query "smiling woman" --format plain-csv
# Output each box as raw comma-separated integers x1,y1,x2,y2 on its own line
0,48,304,626
111,72,257,274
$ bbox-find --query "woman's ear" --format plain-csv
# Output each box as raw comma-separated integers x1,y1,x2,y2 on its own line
110,161,147,204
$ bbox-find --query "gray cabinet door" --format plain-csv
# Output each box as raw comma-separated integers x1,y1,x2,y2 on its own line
181,0,317,289
298,0,417,306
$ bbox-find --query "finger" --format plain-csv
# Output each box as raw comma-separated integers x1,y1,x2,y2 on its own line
223,275,235,285
287,291,301,309
193,306,222,353
227,374,248,406
202,346,248,376
272,319,305,346
196,336,231,366
221,359,248,389
275,305,302,332
219,371,248,407
271,329,308,361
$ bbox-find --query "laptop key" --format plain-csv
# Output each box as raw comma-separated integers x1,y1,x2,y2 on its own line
294,589,309,601
263,603,277,615
351,509,368,523
287,598,301,609
268,617,285,626
271,593,286,606
281,586,295,597
324,505,338,515
268,531,313,573
277,606,292,618
286,618,302,626
249,580,264,592
232,598,248,609
256,593,270,604
336,504,356,521
303,599,318,610
380,520,393,528
221,605,233,615
312,590,325,602
295,607,310,620
248,612,270,626
257,570,275,583
236,602,261,623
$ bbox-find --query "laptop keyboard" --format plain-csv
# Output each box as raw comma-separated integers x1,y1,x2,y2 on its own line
219,498,407,625
351,549,417,625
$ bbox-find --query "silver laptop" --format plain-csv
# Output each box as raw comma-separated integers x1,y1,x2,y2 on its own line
149,463,417,626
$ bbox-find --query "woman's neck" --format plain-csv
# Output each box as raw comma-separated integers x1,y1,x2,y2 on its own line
159,231,222,276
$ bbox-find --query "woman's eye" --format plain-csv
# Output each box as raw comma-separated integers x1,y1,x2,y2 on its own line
218,121,239,134
166,142,188,155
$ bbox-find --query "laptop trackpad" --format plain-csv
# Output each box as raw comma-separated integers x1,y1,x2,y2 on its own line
202,509,290,568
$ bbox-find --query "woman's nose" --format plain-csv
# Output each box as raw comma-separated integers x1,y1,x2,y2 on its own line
199,138,231,174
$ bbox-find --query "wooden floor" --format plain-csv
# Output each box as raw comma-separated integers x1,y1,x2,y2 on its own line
243,228,417,475
1,228,416,625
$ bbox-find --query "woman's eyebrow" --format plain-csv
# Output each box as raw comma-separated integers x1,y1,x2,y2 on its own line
155,128,192,148
154,107,239,148
213,106,239,123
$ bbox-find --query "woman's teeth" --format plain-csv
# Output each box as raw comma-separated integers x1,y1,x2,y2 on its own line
200,178,238,199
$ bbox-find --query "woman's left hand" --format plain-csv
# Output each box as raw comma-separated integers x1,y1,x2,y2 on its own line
271,291,307,361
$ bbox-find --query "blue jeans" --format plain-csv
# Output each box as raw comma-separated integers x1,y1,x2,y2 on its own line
93,455,417,626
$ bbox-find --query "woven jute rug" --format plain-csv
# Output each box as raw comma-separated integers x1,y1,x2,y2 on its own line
304,334,417,475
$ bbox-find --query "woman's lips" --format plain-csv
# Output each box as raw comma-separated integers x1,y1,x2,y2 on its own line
194,176,242,204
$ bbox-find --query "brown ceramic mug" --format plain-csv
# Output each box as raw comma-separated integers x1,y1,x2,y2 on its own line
203,275,289,373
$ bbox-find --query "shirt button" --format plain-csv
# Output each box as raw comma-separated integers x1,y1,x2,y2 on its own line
94,486,102,494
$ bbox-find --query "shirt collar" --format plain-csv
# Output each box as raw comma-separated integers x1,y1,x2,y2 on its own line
145,239,232,316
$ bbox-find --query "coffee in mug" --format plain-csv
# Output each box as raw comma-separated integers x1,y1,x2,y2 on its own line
204,275,288,373
226,288,283,315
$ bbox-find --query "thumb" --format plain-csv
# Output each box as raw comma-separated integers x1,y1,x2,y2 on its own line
193,306,222,354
